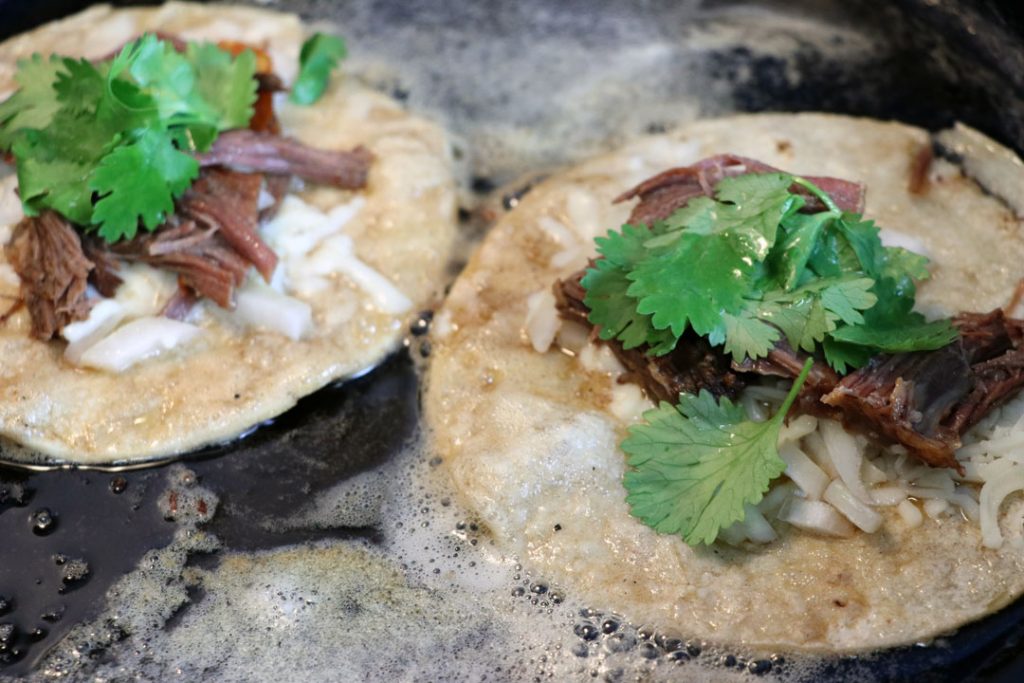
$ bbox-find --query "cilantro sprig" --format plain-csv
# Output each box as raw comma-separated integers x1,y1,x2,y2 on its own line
0,35,257,242
624,358,814,546
583,172,957,371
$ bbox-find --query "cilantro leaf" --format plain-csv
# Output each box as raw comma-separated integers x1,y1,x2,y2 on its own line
622,358,813,546
53,57,108,113
718,276,876,361
829,317,958,353
582,256,677,355
594,223,653,267
1,35,264,242
627,230,753,338
186,41,257,137
772,211,832,291
13,135,95,223
125,35,197,121
715,173,801,258
291,33,346,105
89,127,198,241
822,336,874,374
0,54,64,149
719,310,780,360
620,173,802,340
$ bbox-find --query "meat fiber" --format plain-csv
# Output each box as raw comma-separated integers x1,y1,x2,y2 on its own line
615,154,866,227
198,130,373,189
176,168,277,282
822,311,1024,470
110,216,251,309
5,211,94,339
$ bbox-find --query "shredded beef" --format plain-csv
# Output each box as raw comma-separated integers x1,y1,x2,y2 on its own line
259,174,291,221
162,283,199,321
822,311,1024,471
197,130,373,189
81,237,123,297
5,211,94,340
907,143,934,195
175,168,278,282
251,73,284,135
100,167,281,307
109,215,251,308
731,342,840,417
615,154,866,227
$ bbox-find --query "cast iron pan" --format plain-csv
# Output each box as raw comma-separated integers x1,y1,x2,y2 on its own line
0,0,1023,680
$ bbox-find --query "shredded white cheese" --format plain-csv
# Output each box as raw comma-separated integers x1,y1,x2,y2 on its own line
524,289,559,353
233,282,313,340
78,317,201,373
261,194,411,314
0,173,21,241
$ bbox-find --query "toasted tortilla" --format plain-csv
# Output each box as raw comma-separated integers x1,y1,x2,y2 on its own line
425,113,1024,652
0,3,458,465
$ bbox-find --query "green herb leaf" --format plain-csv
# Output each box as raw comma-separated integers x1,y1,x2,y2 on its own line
719,276,877,361
581,172,955,368
89,127,198,241
582,258,677,354
822,336,874,374
627,230,754,338
290,33,346,105
829,317,958,353
719,310,780,360
185,41,258,138
773,211,833,291
0,54,64,149
52,58,107,114
622,358,814,546
13,134,95,223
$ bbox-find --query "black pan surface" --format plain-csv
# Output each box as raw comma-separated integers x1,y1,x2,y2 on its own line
1,1,1023,680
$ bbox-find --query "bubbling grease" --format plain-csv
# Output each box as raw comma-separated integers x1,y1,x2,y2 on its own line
21,436,912,683
23,440,740,680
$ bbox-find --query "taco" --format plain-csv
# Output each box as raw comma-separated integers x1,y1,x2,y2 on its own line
424,113,1024,651
0,2,458,465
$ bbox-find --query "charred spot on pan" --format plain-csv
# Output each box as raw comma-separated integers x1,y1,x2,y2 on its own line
410,310,433,336
502,181,539,211
471,176,496,195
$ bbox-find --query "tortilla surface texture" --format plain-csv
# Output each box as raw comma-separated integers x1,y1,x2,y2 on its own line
0,3,458,465
425,113,1024,652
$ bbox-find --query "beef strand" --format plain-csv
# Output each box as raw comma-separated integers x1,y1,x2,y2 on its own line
822,311,1024,470
198,129,373,189
109,216,251,309
176,168,278,282
615,154,866,227
5,211,94,340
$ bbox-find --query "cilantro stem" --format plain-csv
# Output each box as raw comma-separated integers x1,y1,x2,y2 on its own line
774,357,815,420
792,177,841,215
